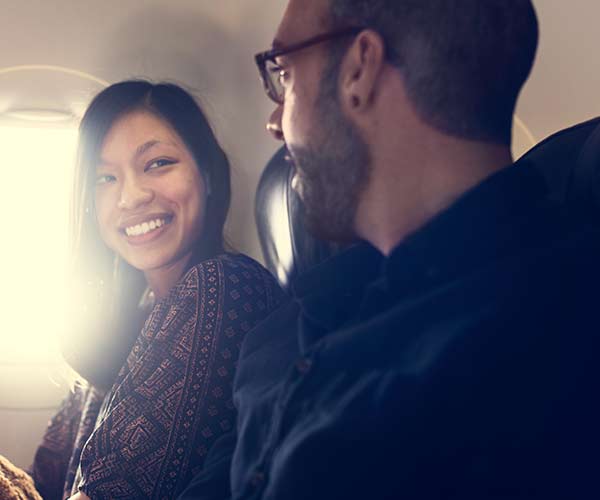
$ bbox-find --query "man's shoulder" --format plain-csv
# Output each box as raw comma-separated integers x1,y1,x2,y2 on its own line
234,298,300,392
239,297,299,361
516,215,600,281
337,217,600,373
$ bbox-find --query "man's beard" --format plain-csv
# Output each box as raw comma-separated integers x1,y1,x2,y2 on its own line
288,60,371,243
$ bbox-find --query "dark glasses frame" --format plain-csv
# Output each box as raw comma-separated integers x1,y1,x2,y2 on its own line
254,26,365,104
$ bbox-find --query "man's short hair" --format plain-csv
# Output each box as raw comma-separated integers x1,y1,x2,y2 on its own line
328,0,539,145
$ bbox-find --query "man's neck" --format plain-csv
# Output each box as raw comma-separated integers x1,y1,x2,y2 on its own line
356,137,513,256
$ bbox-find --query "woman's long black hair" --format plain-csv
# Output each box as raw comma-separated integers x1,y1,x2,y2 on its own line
63,80,231,389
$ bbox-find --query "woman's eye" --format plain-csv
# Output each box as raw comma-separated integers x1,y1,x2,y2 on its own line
96,174,116,185
146,158,176,171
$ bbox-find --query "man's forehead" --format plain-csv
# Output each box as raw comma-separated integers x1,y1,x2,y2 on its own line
273,0,330,47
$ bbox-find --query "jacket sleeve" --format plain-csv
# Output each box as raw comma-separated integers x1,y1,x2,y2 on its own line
29,387,86,500
76,255,284,499
176,431,236,500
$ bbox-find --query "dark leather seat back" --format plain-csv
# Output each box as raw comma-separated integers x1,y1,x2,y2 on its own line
255,147,342,289
517,116,600,221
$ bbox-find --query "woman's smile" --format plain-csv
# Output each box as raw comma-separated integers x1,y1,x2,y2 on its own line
121,215,174,244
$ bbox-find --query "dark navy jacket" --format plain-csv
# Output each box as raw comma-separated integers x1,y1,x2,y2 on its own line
181,164,600,499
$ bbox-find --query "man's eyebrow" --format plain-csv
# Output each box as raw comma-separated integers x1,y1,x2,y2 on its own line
271,38,286,50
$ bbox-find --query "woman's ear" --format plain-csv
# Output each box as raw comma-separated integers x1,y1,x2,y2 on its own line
339,30,386,113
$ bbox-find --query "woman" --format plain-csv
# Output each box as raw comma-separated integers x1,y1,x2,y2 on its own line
29,81,284,499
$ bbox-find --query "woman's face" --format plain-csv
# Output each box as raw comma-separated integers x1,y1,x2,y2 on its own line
94,110,206,279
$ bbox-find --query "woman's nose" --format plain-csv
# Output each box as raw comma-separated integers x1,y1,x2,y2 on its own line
117,175,154,210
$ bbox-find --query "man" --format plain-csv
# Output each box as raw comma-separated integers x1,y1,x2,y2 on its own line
182,0,600,498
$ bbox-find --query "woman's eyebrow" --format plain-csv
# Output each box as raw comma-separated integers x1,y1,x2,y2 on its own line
134,139,161,159
98,140,178,168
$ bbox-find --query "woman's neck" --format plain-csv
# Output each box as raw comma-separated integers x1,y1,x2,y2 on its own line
144,252,194,300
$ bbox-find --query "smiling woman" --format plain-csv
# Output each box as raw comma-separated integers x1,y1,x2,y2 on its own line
24,81,284,499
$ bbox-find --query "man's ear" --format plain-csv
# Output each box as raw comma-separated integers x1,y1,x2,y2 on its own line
339,30,386,113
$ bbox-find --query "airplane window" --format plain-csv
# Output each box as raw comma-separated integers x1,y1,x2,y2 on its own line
0,125,77,365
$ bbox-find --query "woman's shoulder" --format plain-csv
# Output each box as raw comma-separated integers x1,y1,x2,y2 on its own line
163,252,285,310
184,252,280,289
140,253,286,360
197,252,272,275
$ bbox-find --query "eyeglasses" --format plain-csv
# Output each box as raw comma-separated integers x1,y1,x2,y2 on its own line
254,26,365,105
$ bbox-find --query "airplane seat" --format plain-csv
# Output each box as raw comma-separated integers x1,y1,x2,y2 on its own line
517,116,600,222
255,147,343,289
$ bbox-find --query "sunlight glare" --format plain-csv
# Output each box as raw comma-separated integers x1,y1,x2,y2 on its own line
0,125,77,364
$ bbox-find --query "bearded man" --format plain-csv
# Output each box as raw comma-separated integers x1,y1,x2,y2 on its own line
180,1,600,498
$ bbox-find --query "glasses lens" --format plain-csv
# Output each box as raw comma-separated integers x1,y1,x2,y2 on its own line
264,59,284,104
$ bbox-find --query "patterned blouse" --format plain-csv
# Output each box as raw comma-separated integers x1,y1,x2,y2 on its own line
30,254,284,499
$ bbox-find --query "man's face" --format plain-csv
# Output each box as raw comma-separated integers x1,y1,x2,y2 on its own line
268,0,371,242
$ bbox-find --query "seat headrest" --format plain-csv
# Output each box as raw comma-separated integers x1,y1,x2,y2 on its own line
569,120,600,216
255,147,342,289
518,116,600,219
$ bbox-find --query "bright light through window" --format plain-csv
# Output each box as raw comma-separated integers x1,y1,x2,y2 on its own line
0,125,77,364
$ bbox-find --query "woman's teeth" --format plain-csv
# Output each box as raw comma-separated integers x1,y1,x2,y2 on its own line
125,218,167,236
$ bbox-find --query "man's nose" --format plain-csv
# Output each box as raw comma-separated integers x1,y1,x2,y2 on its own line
117,175,154,210
267,105,284,141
